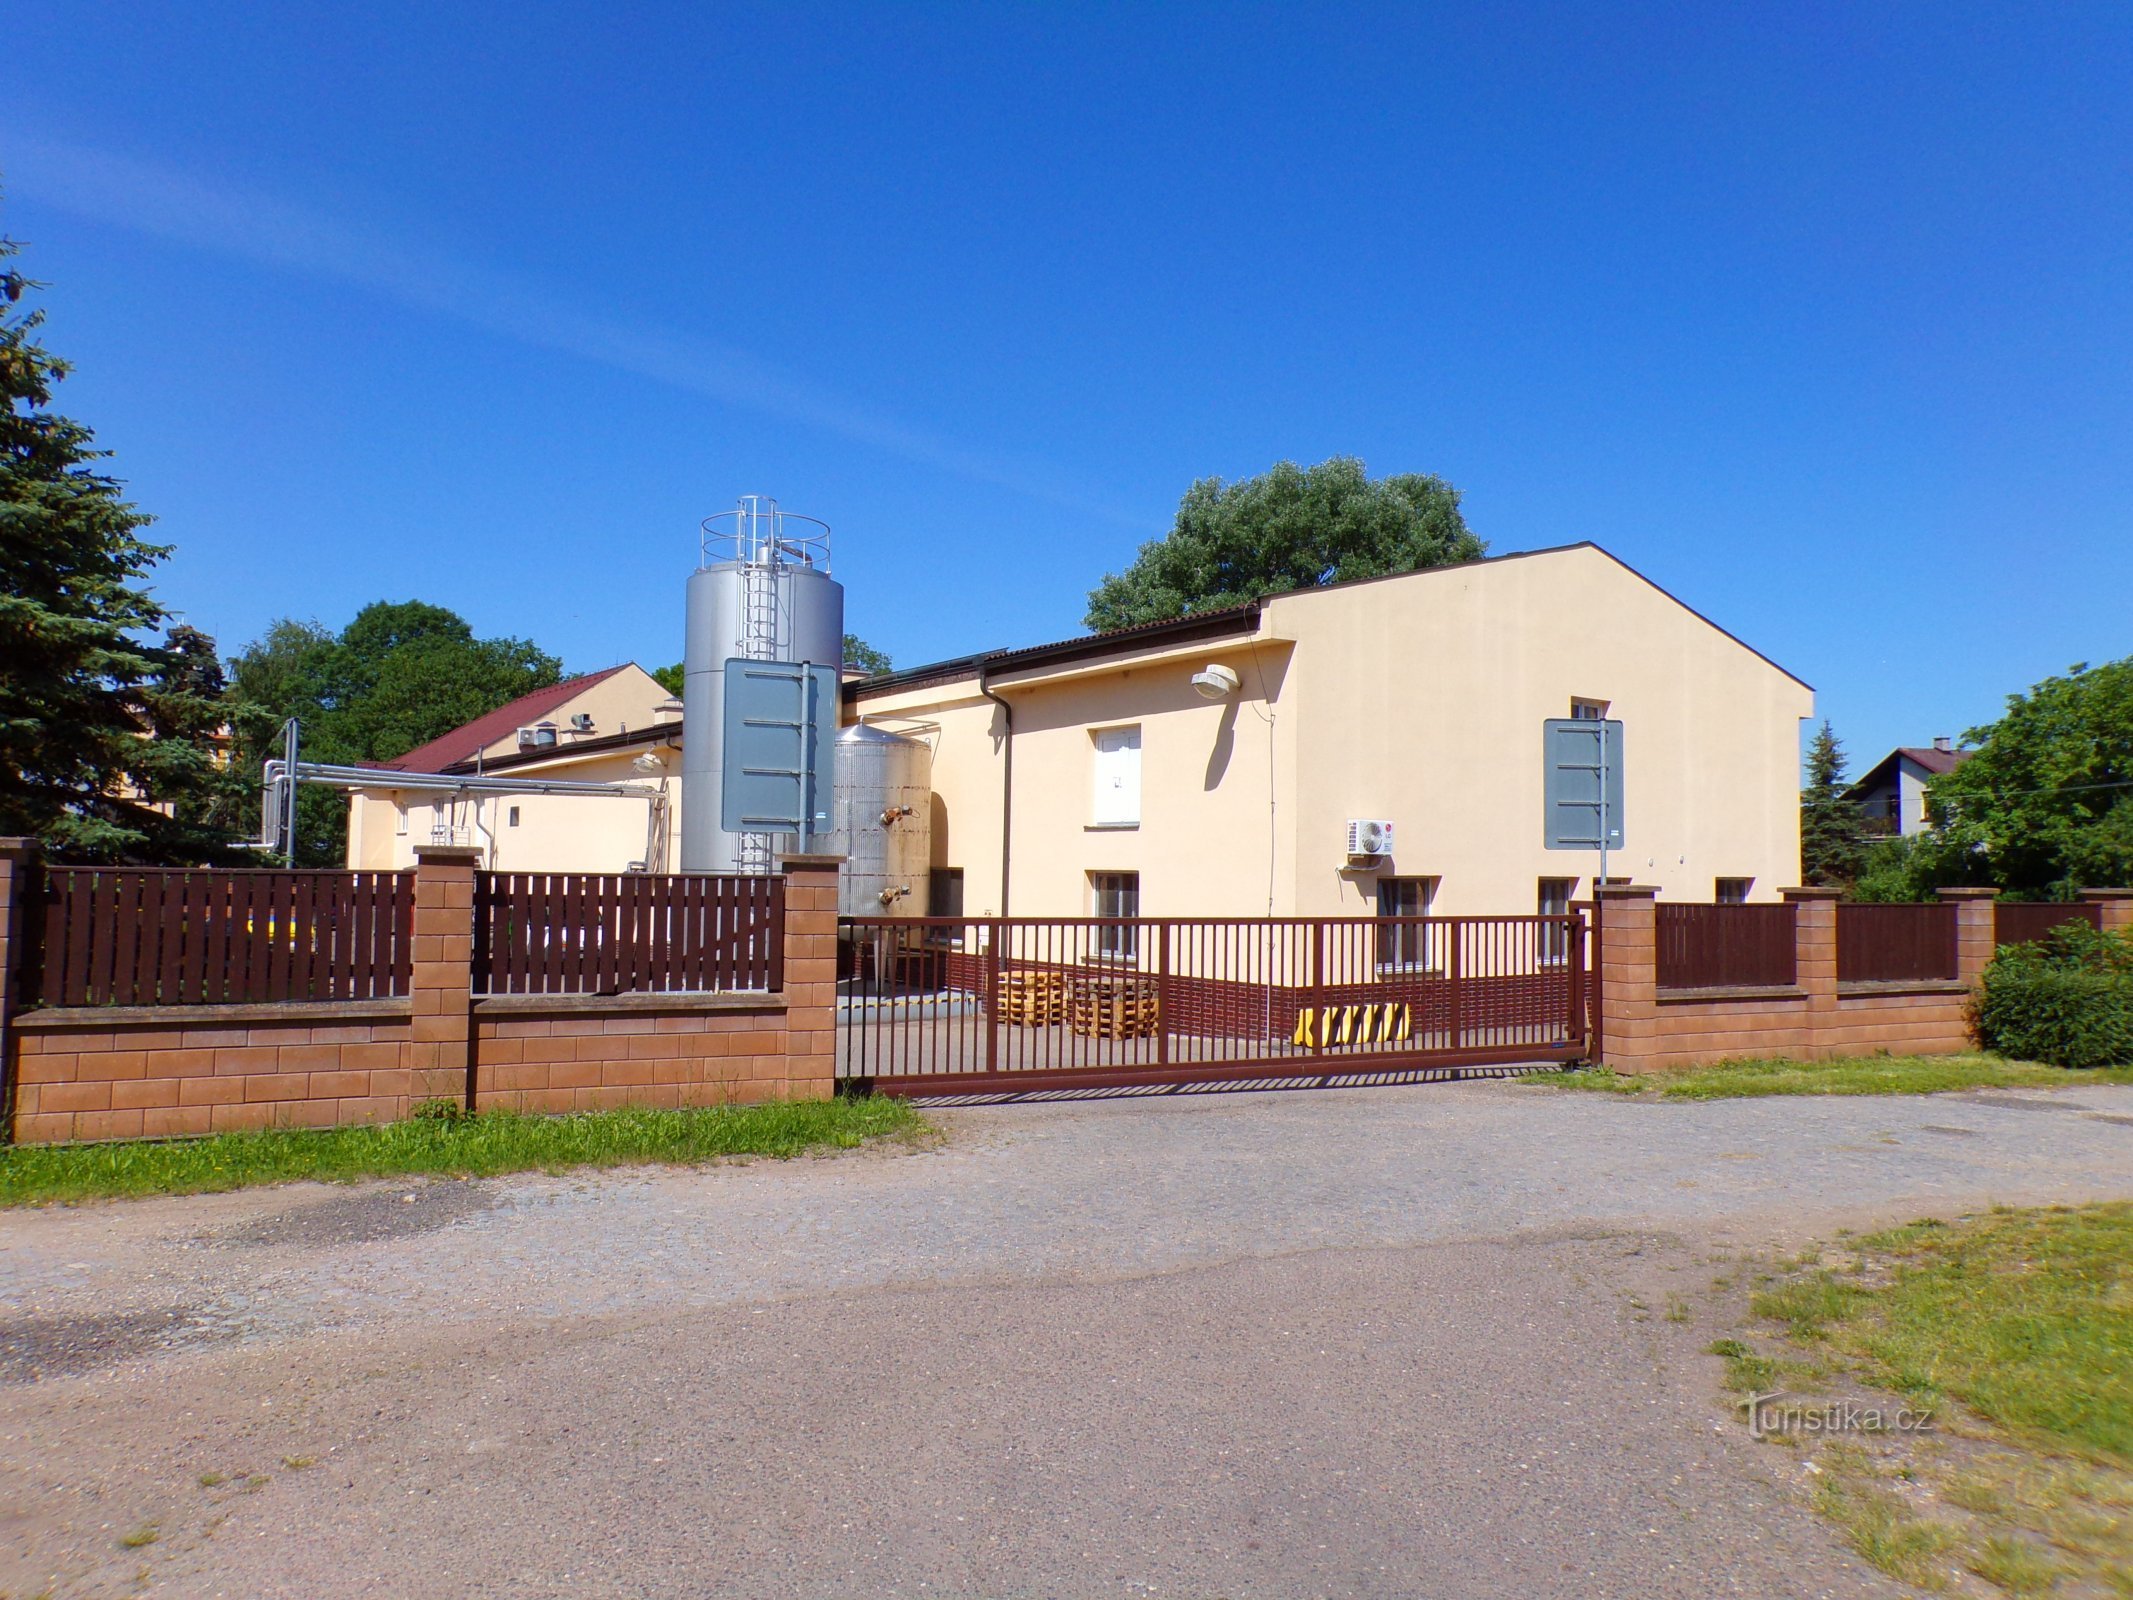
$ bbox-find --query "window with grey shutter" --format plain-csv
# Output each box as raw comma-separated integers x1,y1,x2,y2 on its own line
1543,718,1625,850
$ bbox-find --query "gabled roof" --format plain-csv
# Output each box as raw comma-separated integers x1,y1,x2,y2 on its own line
847,541,1811,701
1848,744,1971,796
372,666,631,774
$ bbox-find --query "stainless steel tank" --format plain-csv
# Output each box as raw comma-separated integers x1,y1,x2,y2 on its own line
829,722,932,918
680,500,845,874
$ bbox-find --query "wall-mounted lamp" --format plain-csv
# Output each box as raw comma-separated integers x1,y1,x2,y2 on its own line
1190,662,1241,701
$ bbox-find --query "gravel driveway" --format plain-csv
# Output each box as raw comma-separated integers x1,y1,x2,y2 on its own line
4,1077,2131,1598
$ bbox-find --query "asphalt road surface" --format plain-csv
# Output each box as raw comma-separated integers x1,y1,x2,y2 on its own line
4,1076,2132,1599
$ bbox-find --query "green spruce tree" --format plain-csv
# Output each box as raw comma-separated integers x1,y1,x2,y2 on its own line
1799,722,1867,888
0,232,231,860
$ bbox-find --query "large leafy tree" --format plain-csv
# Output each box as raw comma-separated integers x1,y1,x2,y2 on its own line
841,633,891,676
1085,456,1485,631
1917,658,2133,897
0,233,231,860
331,625,559,763
1799,722,1867,888
225,603,563,863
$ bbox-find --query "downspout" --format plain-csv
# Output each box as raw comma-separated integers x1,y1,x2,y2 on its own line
978,657,1013,916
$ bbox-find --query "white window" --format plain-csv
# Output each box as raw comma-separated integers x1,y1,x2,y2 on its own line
393,803,408,837
1090,871,1140,959
1091,725,1141,826
1376,876,1438,970
508,805,522,828
1715,877,1753,905
1571,698,1609,721
1539,877,1576,963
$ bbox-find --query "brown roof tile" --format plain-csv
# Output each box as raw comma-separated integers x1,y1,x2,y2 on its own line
373,666,631,774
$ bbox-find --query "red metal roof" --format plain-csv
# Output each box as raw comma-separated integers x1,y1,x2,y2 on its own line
372,666,632,773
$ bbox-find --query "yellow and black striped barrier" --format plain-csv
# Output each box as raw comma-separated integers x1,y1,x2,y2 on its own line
1290,1002,1412,1048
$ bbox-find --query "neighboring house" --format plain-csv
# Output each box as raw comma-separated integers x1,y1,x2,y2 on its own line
851,543,1813,918
1846,740,1968,837
343,664,681,870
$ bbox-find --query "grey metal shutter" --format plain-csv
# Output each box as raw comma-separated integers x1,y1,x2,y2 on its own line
720,659,839,843
1542,718,1625,850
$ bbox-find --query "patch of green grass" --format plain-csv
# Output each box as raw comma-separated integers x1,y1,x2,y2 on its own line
1837,1204,2133,1462
1812,1458,1961,1588
1731,1206,2133,1596
117,1525,158,1549
0,1094,927,1206
1968,1534,2062,1596
1707,1337,1779,1393
1751,1274,1871,1343
196,1471,227,1489
1534,1053,2133,1100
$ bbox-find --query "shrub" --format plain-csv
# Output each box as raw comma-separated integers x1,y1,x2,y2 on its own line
1972,923,2133,1069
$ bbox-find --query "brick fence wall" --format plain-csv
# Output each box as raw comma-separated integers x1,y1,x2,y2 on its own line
0,842,842,1144
1594,883,2133,1073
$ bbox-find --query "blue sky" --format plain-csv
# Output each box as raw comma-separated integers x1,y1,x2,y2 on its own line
4,3,2128,772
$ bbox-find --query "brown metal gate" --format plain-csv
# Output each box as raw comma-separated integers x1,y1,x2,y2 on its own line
838,913,1589,1095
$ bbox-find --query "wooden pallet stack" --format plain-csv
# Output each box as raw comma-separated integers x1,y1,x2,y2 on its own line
996,970,1067,1026
1070,974,1161,1040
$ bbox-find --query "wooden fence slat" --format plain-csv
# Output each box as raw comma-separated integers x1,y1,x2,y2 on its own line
147,872,178,1006
234,873,258,1004
175,873,202,1004
56,871,87,1006
110,873,143,1008
510,873,533,994
702,876,723,991
626,873,649,994
596,874,621,995
394,870,415,996
766,876,785,993
680,875,703,991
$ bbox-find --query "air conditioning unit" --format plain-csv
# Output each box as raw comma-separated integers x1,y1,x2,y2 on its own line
1346,819,1394,861
569,713,596,733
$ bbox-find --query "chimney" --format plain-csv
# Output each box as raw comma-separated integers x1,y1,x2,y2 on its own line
1932,736,1952,753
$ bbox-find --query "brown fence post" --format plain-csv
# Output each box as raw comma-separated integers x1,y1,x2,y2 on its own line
408,844,481,1114
777,854,843,1101
2080,888,2133,936
1938,887,1999,985
0,837,40,1136
1592,884,1657,1071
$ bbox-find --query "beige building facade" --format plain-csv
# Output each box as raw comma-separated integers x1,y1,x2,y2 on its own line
852,543,1812,919
340,545,1812,914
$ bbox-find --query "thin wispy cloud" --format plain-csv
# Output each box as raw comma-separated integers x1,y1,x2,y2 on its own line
3,131,1143,526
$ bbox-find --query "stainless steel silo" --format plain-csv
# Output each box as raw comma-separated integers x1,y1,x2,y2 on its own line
830,723,933,917
680,498,845,874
